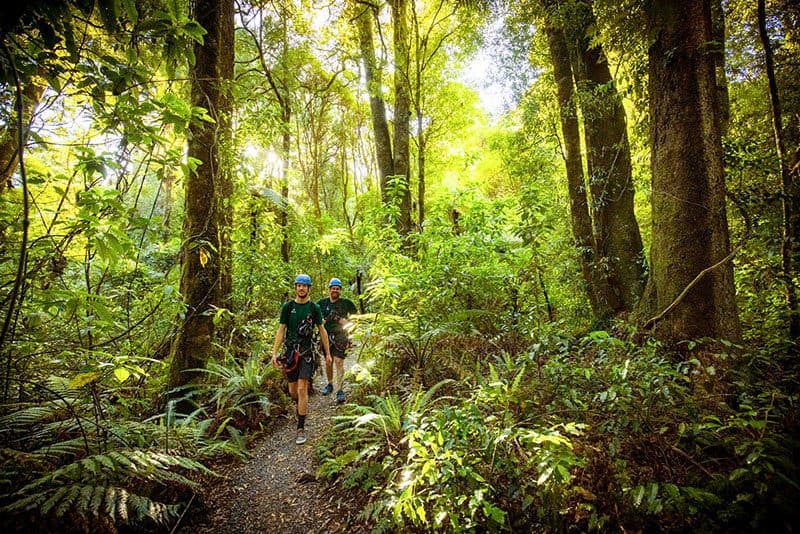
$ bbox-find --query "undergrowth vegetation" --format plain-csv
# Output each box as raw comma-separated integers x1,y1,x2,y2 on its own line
0,343,281,532
319,322,800,532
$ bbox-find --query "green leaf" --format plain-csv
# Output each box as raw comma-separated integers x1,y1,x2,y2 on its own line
69,371,104,388
114,367,131,383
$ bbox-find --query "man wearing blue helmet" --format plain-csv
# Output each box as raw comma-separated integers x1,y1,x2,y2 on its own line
271,274,332,444
317,277,357,404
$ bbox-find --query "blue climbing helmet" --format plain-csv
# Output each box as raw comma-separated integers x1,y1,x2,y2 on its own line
328,277,342,288
294,273,312,286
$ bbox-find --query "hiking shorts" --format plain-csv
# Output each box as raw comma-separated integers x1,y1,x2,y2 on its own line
286,348,315,382
328,333,349,359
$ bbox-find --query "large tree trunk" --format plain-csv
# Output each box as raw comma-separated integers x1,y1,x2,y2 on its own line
217,0,234,308
353,1,394,203
168,0,234,392
391,0,413,237
543,17,615,320
647,0,740,341
571,2,646,313
758,0,800,339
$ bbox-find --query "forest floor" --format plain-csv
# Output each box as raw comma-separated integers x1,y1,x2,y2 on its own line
179,361,371,534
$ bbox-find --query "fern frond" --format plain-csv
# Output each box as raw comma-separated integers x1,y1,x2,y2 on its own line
0,401,74,430
115,486,129,522
89,485,104,516
0,486,48,512
104,486,117,521
20,449,212,494
53,483,82,517
1,483,181,525
31,437,88,459
41,484,70,515
511,362,527,393
195,438,248,460
128,490,151,519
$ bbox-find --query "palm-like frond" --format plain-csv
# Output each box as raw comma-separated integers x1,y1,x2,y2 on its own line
19,449,212,494
3,483,181,525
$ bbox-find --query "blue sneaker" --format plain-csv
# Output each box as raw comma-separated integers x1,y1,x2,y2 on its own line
336,390,346,404
322,383,333,395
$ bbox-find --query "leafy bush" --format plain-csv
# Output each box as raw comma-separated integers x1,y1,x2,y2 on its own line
319,324,800,532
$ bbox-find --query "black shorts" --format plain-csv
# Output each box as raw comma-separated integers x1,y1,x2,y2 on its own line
285,347,315,382
328,333,349,359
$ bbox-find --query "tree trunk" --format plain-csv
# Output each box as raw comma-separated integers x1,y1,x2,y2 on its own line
418,126,425,229
353,1,394,203
0,73,45,194
758,0,800,339
168,0,234,392
711,0,729,136
571,2,646,313
543,17,615,320
647,0,740,341
217,0,234,309
158,168,175,241
280,123,290,263
391,0,413,237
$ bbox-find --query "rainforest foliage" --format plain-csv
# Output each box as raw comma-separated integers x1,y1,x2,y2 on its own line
0,0,798,532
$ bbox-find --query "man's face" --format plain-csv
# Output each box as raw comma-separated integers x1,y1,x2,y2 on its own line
329,285,341,301
295,283,310,299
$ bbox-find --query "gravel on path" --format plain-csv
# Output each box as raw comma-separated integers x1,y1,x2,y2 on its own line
181,368,370,534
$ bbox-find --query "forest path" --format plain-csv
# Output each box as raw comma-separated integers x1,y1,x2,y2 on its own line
183,360,368,534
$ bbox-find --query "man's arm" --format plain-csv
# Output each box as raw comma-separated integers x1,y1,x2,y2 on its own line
271,324,287,367
319,324,332,365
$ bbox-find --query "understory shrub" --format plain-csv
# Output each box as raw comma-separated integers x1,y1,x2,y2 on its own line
319,326,800,532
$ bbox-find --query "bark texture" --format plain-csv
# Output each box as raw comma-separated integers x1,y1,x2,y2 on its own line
354,2,394,202
391,0,413,237
571,3,646,313
169,0,234,391
544,18,613,319
647,0,740,341
758,0,800,339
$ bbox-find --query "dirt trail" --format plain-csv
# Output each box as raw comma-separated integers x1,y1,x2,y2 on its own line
182,365,368,534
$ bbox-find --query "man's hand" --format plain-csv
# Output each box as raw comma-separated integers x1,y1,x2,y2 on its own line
271,353,279,367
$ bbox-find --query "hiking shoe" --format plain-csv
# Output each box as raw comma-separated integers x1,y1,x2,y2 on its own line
295,429,307,445
322,383,333,395
336,390,346,404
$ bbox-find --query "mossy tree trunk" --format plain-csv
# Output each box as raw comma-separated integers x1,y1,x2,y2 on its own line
353,1,394,204
168,0,234,392
543,17,615,319
391,0,413,237
758,0,800,339
646,0,740,341
570,1,646,315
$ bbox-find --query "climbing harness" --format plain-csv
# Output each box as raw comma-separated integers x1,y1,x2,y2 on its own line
278,344,300,374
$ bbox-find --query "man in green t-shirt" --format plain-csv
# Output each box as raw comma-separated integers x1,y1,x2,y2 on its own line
318,277,357,404
271,274,332,444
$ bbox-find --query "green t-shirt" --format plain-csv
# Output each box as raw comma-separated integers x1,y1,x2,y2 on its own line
317,297,357,337
279,300,323,348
